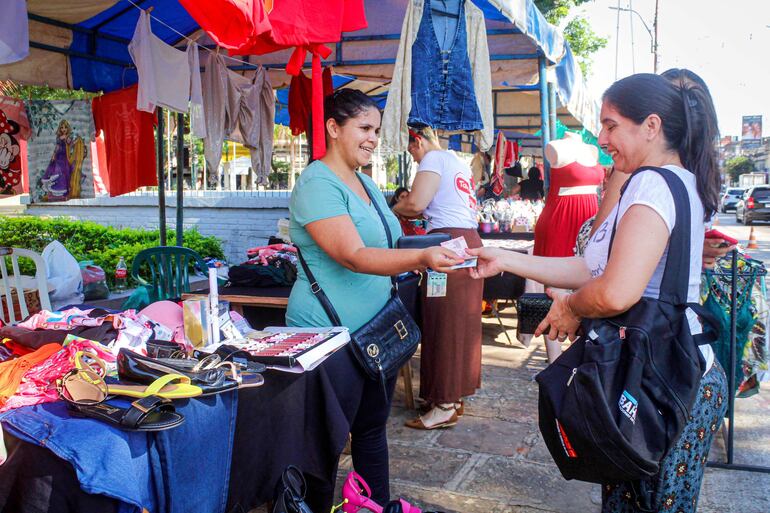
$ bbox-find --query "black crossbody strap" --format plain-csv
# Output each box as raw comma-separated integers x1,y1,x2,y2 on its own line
296,172,396,326
296,248,343,327
355,174,398,288
606,166,692,305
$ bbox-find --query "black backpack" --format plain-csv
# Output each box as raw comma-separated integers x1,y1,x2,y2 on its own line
535,167,716,486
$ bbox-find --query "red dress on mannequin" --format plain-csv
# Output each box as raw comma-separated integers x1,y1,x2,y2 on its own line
533,162,604,257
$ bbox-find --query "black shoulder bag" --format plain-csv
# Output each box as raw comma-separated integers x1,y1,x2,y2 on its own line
535,167,718,494
296,175,420,394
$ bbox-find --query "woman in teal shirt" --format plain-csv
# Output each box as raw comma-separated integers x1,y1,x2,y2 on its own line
287,89,460,511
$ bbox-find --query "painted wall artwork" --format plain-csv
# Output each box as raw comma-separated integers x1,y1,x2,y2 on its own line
26,100,95,202
0,96,31,196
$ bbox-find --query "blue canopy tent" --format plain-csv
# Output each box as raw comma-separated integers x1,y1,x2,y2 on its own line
1,0,600,241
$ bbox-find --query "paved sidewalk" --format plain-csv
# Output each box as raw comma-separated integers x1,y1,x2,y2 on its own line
254,305,770,512
347,308,770,513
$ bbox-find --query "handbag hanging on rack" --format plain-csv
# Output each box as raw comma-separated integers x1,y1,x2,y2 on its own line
296,174,420,393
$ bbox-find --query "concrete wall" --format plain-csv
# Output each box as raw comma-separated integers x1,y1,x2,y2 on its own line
24,192,290,263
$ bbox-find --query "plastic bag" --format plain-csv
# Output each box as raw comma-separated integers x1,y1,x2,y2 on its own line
79,261,110,300
41,241,84,310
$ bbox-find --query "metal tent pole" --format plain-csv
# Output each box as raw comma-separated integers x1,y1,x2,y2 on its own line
156,108,167,246
176,113,184,247
548,82,557,141
728,248,737,464
538,54,551,192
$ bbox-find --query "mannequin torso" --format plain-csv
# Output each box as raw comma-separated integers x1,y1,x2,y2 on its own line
545,132,599,169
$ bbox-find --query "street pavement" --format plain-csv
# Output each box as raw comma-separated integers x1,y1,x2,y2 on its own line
711,211,770,263
254,214,770,512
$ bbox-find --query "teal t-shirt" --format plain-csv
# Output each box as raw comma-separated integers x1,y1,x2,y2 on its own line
286,161,403,332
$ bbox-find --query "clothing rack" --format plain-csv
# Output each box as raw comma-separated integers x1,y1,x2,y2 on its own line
706,249,770,474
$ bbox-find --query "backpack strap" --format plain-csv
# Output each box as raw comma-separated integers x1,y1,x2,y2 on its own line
607,166,692,305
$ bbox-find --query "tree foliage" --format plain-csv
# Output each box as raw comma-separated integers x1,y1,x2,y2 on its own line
725,156,757,183
0,81,95,100
0,216,224,286
534,0,608,77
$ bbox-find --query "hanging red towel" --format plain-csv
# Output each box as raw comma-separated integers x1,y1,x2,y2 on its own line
178,0,271,51
490,131,506,196
288,67,333,137
512,140,519,162
92,85,158,196
234,0,366,53
233,0,366,159
180,0,366,158
503,140,514,168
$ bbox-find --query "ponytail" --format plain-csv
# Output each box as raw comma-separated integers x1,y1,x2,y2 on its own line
603,72,720,220
667,69,721,219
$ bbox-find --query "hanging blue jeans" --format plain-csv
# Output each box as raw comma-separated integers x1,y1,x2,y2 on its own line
408,0,483,131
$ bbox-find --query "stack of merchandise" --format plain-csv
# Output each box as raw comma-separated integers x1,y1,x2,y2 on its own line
0,302,269,431
477,199,544,232
226,244,298,288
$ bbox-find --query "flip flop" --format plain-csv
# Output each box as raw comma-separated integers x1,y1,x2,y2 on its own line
106,372,204,399
213,345,267,373
68,395,185,432
214,361,264,389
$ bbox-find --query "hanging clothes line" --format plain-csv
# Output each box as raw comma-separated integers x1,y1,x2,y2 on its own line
123,0,260,70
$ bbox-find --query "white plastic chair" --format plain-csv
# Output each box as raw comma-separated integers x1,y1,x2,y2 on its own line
0,247,52,324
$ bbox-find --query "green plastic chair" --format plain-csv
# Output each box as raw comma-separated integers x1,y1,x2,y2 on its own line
130,246,209,303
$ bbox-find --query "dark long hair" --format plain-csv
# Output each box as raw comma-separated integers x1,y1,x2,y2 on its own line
324,89,379,128
307,89,379,164
603,72,720,219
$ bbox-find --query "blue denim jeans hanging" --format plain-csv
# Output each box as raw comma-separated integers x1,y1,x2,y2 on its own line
408,0,484,131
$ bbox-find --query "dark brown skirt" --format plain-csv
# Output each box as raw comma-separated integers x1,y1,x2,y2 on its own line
419,227,483,404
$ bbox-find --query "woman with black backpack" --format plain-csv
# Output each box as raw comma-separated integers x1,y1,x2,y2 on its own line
468,71,727,513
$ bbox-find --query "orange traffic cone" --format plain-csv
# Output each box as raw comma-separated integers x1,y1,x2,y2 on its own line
747,226,759,250
712,215,719,226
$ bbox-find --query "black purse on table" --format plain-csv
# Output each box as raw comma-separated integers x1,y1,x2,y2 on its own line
296,175,420,394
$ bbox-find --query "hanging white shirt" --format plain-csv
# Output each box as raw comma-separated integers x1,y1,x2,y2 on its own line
188,44,206,138
0,0,29,65
129,10,202,117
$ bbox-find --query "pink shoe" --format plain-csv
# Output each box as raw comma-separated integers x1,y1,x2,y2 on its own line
341,472,421,513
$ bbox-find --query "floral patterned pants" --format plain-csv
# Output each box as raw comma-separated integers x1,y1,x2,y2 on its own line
602,360,728,513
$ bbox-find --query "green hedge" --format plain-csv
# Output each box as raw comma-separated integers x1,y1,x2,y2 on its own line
0,216,224,286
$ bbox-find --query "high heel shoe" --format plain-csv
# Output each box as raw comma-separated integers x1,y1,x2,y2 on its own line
341,472,421,513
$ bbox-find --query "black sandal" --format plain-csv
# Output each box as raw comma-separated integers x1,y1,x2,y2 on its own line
272,465,314,513
67,395,185,432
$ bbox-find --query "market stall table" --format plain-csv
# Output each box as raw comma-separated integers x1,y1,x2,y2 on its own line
182,286,290,313
182,285,291,329
478,230,535,241
479,238,533,343
0,345,363,513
